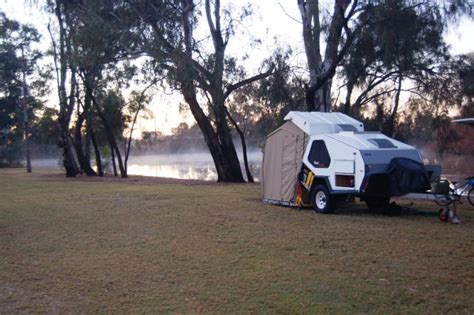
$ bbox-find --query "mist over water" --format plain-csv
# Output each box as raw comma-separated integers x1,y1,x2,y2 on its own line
128,150,262,181
31,158,61,169
31,150,263,181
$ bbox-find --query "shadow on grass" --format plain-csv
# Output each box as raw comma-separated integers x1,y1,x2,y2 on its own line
320,199,440,218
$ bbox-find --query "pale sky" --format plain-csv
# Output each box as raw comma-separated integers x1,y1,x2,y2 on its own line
2,0,474,135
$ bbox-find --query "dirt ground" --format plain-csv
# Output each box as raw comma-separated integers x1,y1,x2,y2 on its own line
1,169,473,313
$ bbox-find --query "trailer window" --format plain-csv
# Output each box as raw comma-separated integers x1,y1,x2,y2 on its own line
309,140,331,168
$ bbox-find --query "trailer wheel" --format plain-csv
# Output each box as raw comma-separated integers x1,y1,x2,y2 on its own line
312,185,334,214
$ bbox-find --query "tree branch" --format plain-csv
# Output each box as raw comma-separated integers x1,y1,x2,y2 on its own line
306,12,371,101
223,65,274,100
125,81,157,169
278,1,301,24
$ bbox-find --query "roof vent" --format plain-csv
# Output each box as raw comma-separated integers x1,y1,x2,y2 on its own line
368,139,397,148
337,124,358,132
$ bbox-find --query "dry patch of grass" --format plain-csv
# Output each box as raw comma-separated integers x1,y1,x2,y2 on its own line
1,169,473,313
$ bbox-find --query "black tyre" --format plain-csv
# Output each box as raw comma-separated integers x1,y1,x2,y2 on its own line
468,188,474,206
312,185,334,214
365,196,390,212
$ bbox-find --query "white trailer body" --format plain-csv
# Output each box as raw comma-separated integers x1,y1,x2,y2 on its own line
262,111,439,213
302,131,423,194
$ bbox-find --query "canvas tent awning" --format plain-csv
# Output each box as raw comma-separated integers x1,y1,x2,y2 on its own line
261,121,308,205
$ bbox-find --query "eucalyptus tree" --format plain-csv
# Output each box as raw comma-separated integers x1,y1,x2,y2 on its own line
48,0,102,176
126,0,274,182
339,1,473,137
87,90,128,176
47,0,148,178
0,11,43,168
400,54,473,154
123,86,154,174
298,0,473,115
340,1,449,136
69,1,131,178
47,0,82,176
298,0,371,111
251,48,306,129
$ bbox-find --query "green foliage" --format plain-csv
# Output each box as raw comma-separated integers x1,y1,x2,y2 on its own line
459,53,474,116
226,47,305,141
339,1,473,139
344,1,449,99
31,107,60,146
12,0,472,166
93,90,129,144
0,11,43,164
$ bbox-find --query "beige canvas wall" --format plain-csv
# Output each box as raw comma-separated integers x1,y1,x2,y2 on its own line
262,121,307,203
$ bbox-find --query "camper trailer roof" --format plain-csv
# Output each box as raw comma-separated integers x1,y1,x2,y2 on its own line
284,111,364,135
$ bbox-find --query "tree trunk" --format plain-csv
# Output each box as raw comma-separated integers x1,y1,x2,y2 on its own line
182,87,244,182
225,108,254,182
93,98,127,178
206,0,244,182
73,83,96,176
85,129,91,163
60,131,79,177
110,142,117,176
52,1,79,177
343,81,354,114
74,112,97,176
180,0,244,182
21,54,32,173
300,0,352,112
88,122,103,176
383,74,403,137
306,79,332,111
212,99,244,182
124,83,154,174
81,74,127,178
84,122,92,164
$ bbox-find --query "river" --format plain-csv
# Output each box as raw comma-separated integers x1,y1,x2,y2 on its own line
31,151,263,181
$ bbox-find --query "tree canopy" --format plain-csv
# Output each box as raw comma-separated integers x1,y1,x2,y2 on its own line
2,0,473,179
0,11,43,166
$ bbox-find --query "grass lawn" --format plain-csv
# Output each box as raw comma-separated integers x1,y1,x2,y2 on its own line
1,168,473,313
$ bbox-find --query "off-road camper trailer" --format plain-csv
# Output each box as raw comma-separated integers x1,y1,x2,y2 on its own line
261,111,439,213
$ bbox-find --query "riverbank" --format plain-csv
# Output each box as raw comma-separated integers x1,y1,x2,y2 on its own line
1,169,473,313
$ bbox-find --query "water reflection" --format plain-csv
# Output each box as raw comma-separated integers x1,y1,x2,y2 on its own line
127,151,261,181
127,163,218,181
30,151,262,181
31,158,61,168
128,152,262,181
